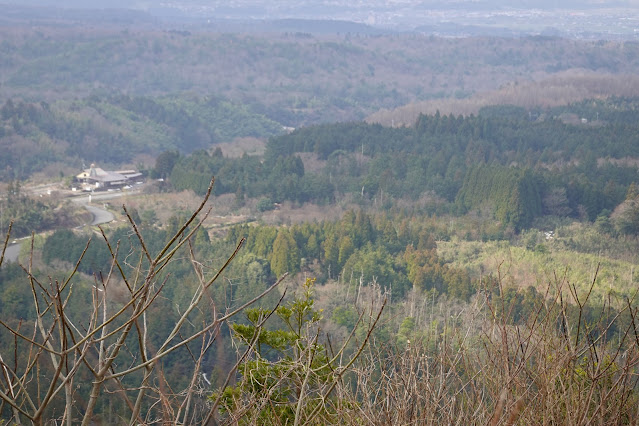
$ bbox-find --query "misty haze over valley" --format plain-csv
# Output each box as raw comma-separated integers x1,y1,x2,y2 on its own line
3,0,639,424
4,0,639,38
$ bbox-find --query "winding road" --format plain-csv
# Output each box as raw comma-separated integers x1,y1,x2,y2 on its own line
73,195,116,226
2,190,137,265
72,190,143,225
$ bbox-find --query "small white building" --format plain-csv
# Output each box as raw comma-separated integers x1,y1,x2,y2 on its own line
76,164,143,190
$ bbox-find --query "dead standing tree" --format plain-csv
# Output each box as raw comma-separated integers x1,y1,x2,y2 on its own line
0,178,283,425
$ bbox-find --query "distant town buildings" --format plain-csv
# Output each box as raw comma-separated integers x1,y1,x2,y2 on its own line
75,164,143,191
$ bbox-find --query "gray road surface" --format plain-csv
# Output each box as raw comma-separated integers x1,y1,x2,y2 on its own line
1,190,139,266
2,243,21,264
84,204,115,225
72,190,139,225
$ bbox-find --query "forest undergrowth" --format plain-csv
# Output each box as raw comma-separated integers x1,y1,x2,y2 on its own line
0,180,638,425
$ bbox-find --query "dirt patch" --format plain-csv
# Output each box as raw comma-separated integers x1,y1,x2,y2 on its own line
259,201,347,225
216,137,266,158
91,188,355,237
115,191,253,236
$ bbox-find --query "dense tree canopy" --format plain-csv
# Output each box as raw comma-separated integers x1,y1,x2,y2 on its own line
165,98,639,230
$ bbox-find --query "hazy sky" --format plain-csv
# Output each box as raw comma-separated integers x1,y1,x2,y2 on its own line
14,1,639,10
9,0,639,34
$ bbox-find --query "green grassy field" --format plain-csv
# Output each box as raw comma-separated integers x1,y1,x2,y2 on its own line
438,231,637,303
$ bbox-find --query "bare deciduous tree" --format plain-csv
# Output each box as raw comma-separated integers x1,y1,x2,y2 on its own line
339,266,639,425
0,178,283,425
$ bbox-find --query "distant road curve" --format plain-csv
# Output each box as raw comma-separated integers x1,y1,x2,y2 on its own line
72,190,139,226
1,190,140,265
83,203,115,226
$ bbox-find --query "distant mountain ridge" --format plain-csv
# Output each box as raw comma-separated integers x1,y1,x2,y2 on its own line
13,1,636,10
3,1,639,38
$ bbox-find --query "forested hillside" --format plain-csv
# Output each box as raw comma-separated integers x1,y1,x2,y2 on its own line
3,20,639,424
0,95,283,179
2,28,639,127
3,179,636,422
368,72,639,125
3,29,639,181
165,97,639,231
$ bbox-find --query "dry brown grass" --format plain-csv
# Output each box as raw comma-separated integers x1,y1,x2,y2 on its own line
218,268,639,425
258,201,348,226
332,272,639,425
215,137,266,158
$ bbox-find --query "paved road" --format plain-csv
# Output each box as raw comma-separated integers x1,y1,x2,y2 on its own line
1,190,140,266
2,243,21,264
1,200,114,265
83,203,115,225
71,190,140,226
